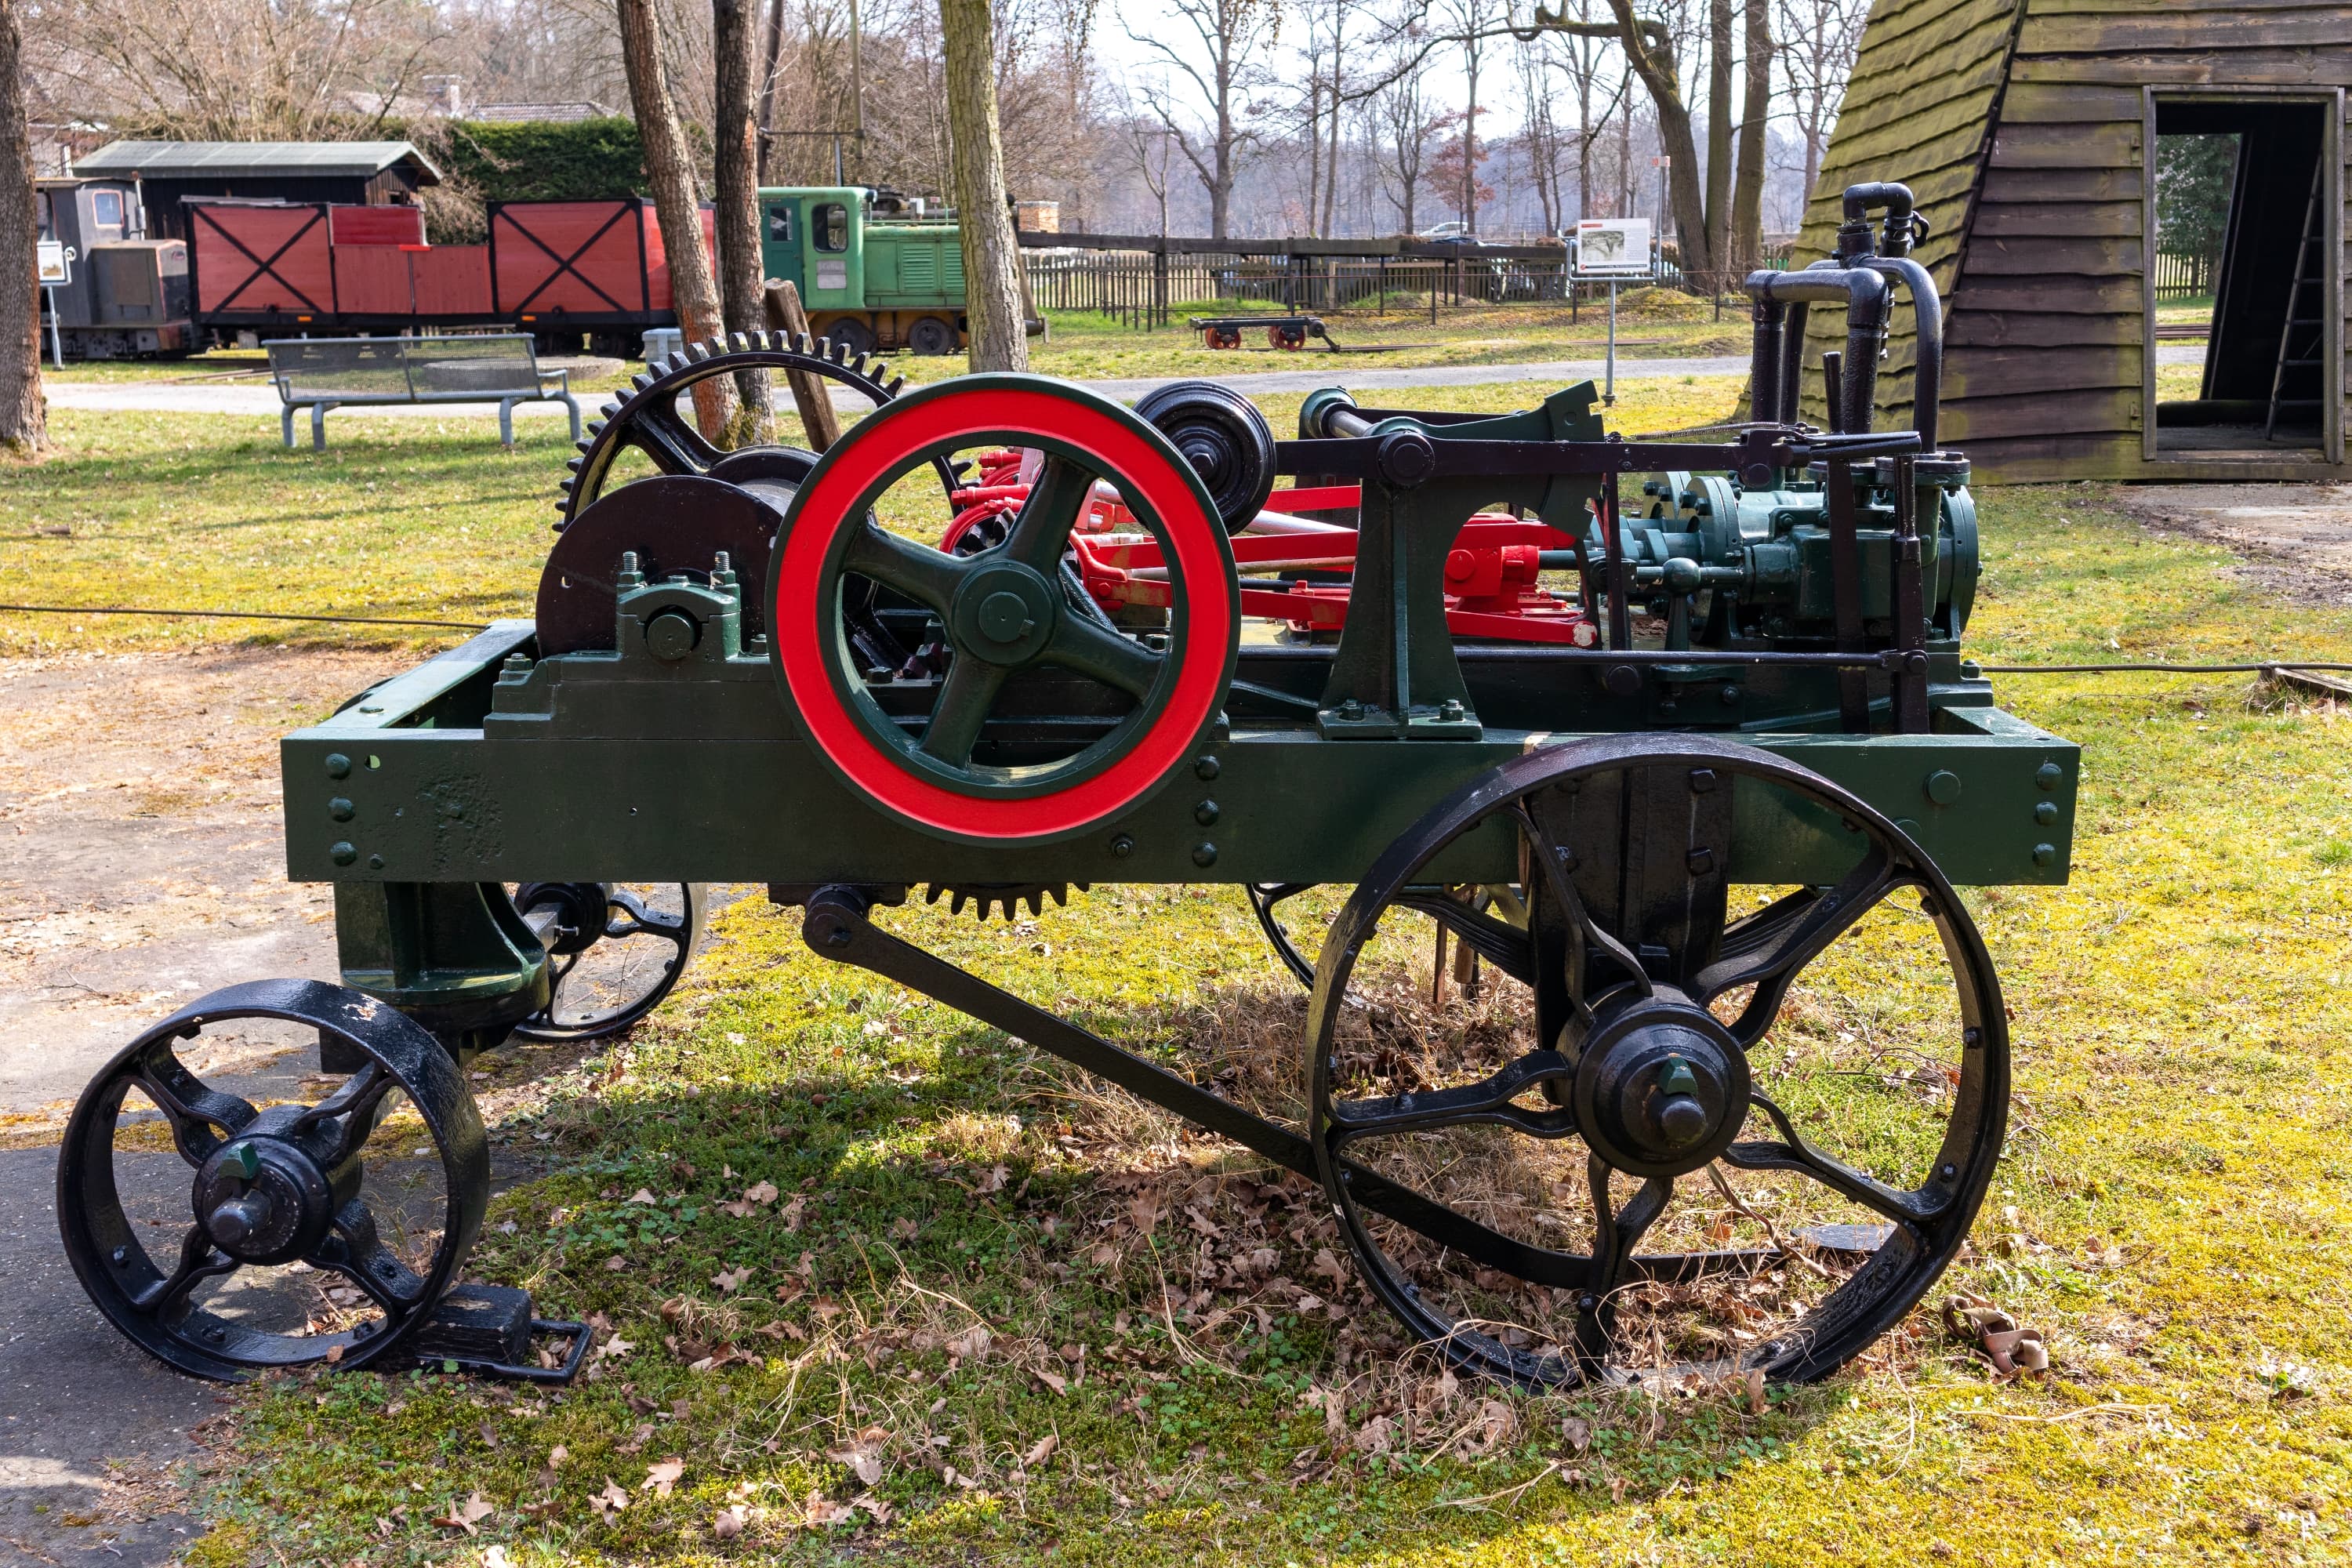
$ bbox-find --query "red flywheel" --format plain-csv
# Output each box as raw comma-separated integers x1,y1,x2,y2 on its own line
768,375,1239,844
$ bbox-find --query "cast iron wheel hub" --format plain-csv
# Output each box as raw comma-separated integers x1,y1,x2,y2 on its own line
952,563,1058,664
191,1124,343,1264
1570,1000,1749,1178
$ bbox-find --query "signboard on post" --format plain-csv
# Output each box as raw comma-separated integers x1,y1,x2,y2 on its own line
37,241,74,368
1567,221,1657,409
1571,219,1653,281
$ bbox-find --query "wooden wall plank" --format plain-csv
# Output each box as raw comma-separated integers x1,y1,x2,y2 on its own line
1969,199,2143,235
2023,13,2352,50
1963,234,2145,273
1972,165,2145,203
1988,122,2142,168
2009,53,2352,88
1947,310,2149,347
1943,388,2141,440
1951,274,2138,313
1944,347,2145,397
1997,82,2144,122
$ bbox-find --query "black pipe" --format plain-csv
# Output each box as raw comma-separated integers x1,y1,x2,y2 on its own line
1821,351,1846,434
1778,299,1810,432
1749,297,1785,423
1744,265,1891,434
1863,255,1942,454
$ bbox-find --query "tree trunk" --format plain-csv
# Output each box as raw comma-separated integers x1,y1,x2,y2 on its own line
1729,0,1772,278
1704,0,1733,292
618,0,733,438
1607,2,1712,281
939,0,1030,371
0,0,45,456
757,0,787,182
714,0,774,441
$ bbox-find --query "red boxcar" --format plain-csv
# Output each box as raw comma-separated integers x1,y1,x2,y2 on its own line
190,202,337,328
190,198,708,348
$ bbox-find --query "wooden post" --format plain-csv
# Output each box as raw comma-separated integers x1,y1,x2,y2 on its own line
762,279,844,451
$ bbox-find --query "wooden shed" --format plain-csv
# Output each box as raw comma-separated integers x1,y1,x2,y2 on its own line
1788,0,2351,482
72,142,441,244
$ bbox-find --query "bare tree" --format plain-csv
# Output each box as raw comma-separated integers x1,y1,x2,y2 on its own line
0,0,44,456
1773,0,1862,210
713,0,774,439
1727,0,1770,274
1373,51,1436,232
618,0,734,436
941,0,1029,369
27,0,452,140
1125,0,1278,238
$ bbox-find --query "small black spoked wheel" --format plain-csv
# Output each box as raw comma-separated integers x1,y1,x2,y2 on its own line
57,979,486,1381
1305,734,2007,1390
511,882,706,1043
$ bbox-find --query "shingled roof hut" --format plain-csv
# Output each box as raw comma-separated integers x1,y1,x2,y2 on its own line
1786,0,2347,481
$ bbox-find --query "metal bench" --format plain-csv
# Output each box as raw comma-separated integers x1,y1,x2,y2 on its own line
266,333,583,450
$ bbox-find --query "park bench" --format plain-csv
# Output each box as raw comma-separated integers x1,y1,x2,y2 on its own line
266,333,583,451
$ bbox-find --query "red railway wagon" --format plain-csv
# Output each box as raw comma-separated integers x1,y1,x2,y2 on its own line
488,199,716,356
188,198,713,350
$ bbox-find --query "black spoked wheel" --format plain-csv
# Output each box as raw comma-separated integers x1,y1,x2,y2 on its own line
511,882,706,1043
1305,733,2007,1390
56,979,486,1381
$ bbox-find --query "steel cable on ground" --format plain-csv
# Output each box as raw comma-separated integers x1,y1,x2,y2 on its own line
3,604,2351,677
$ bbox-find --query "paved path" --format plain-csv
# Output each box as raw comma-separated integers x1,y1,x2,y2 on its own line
47,347,2215,424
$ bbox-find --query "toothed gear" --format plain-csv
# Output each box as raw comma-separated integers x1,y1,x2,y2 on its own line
921,884,1090,921
557,332,907,530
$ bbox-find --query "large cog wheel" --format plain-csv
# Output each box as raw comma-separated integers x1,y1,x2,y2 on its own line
556,333,908,530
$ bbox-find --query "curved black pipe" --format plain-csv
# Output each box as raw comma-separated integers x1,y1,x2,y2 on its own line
1863,255,1942,454
1746,265,1891,434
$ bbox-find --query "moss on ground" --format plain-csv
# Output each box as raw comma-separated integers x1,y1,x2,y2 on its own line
6,386,2352,1565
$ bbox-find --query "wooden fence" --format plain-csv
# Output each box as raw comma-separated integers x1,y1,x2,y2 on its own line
2154,250,2217,302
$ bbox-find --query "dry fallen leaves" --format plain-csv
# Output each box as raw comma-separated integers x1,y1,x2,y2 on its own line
434,1492,493,1534
711,1265,753,1294
643,1457,684,1498
713,1504,746,1540
1023,1432,1058,1469
828,1426,890,1486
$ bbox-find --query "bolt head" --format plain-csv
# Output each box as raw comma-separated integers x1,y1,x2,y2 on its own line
1193,755,1220,782
1191,842,1218,868
1109,833,1134,858
324,753,350,779
330,841,358,866
1193,800,1219,826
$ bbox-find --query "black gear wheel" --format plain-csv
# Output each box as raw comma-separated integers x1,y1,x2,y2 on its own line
921,883,1091,921
556,332,906,530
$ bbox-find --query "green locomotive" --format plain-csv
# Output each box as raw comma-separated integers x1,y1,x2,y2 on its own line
759,186,1040,357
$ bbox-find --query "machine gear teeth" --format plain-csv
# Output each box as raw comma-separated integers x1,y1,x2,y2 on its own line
554,336,903,528
923,884,1091,921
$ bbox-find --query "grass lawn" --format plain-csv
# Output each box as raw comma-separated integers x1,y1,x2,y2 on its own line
38,296,1747,400
5,378,2352,1566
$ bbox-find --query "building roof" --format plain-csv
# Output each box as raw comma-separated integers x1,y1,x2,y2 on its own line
74,140,441,186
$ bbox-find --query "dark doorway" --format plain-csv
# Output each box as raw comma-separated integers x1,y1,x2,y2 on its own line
2153,99,2332,454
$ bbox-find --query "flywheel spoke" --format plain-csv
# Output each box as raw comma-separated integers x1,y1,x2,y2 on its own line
919,657,1011,767
1697,848,1910,1046
1329,1048,1575,1142
1508,800,1653,1011
999,454,1095,573
1040,615,1162,699
841,520,968,616
1576,1159,1674,1367
604,889,690,945
628,398,721,475
1392,890,1534,984
133,1045,259,1168
1723,1091,1943,1229
286,1062,396,1170
129,1225,235,1316
310,1200,432,1317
